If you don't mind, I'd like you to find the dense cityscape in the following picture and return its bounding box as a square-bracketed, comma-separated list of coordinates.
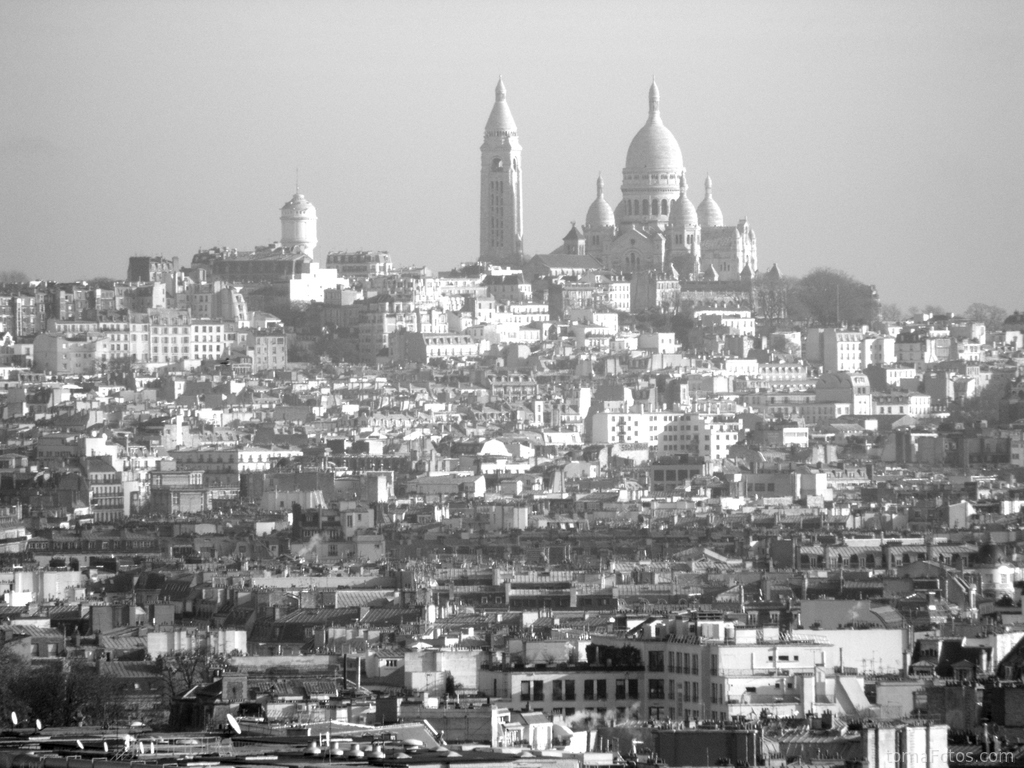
[0, 77, 1021, 768]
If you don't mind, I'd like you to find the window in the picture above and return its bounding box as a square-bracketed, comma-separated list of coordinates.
[584, 680, 595, 701]
[649, 679, 665, 699]
[648, 651, 665, 672]
[615, 679, 626, 700]
[552, 680, 563, 700]
[565, 680, 575, 700]
[533, 680, 543, 701]
[521, 681, 531, 701]
[628, 679, 638, 699]
[596, 679, 607, 700]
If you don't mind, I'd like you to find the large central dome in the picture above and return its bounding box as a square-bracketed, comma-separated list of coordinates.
[625, 82, 683, 173]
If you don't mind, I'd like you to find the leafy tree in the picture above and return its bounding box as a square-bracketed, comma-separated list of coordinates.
[787, 268, 880, 326]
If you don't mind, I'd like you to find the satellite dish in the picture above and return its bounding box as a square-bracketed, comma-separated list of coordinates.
[10, 712, 17, 726]
[76, 741, 84, 751]
[34, 720, 42, 732]
[124, 736, 131, 749]
[226, 713, 242, 736]
[150, 742, 156, 755]
[103, 742, 109, 753]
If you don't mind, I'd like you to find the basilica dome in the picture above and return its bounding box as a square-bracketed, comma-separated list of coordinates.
[585, 174, 616, 228]
[669, 171, 698, 229]
[625, 82, 683, 173]
[697, 174, 723, 227]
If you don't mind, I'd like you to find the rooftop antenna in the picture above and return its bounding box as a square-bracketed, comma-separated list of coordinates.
[295, 167, 300, 194]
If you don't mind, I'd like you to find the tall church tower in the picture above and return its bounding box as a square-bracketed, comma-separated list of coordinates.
[479, 77, 523, 266]
[280, 190, 318, 256]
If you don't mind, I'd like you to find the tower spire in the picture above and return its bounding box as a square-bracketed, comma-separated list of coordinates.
[648, 81, 660, 119]
[480, 77, 523, 265]
[597, 173, 604, 196]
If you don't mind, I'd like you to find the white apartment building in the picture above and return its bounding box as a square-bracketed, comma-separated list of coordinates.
[872, 392, 932, 417]
[589, 407, 741, 460]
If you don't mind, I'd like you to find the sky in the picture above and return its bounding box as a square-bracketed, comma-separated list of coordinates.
[1, 0, 1022, 312]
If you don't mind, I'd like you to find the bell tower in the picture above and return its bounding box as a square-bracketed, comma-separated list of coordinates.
[479, 77, 523, 266]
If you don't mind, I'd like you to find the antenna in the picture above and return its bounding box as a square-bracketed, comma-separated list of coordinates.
[295, 168, 300, 194]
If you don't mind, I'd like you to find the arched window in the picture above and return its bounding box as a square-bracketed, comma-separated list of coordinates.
[492, 158, 504, 171]
[642, 199, 649, 216]
[661, 199, 669, 215]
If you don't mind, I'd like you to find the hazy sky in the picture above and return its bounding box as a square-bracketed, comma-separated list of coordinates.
[1, 0, 1022, 311]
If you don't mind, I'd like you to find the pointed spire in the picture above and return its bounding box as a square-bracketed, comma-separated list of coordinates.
[596, 173, 605, 197]
[705, 174, 713, 195]
[484, 76, 518, 139]
[648, 81, 660, 118]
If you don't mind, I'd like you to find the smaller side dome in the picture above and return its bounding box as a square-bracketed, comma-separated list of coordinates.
[697, 174, 724, 227]
[668, 169, 698, 229]
[585, 174, 616, 229]
[613, 197, 626, 226]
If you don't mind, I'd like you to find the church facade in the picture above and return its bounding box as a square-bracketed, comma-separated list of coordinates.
[478, 80, 758, 286]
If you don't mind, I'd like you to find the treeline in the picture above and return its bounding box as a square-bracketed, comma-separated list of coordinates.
[0, 651, 129, 728]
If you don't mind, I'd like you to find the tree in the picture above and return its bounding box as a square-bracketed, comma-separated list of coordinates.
[0, 271, 27, 285]
[879, 303, 903, 322]
[4, 659, 127, 727]
[787, 268, 880, 326]
[963, 303, 1007, 328]
[444, 673, 457, 700]
[753, 273, 794, 328]
[159, 650, 224, 699]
